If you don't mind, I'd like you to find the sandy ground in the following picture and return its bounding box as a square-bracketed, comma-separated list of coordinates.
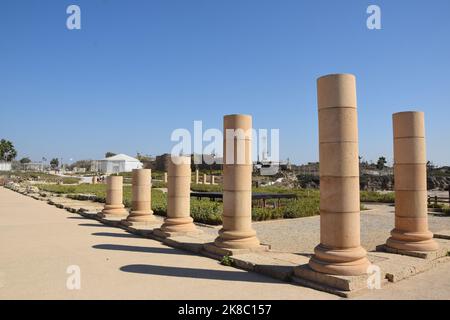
[0, 187, 334, 300]
[1, 187, 449, 300]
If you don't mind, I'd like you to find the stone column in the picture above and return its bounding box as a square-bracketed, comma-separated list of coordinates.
[163, 172, 168, 183]
[211, 176, 216, 185]
[160, 156, 198, 234]
[309, 74, 370, 276]
[203, 173, 209, 184]
[214, 114, 261, 249]
[195, 169, 199, 184]
[99, 175, 128, 218]
[123, 169, 155, 225]
[386, 112, 438, 252]
[92, 176, 97, 184]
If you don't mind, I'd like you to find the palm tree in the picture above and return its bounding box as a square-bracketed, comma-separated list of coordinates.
[0, 139, 17, 162]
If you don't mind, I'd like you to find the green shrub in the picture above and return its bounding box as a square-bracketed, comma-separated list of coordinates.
[442, 206, 450, 214]
[61, 177, 81, 184]
[152, 181, 167, 189]
[151, 189, 167, 215]
[190, 200, 223, 225]
[151, 171, 166, 180]
[282, 197, 320, 218]
[252, 207, 283, 221]
[117, 172, 168, 187]
[37, 183, 107, 196]
[360, 191, 395, 203]
[220, 255, 234, 266]
[253, 186, 297, 194]
[191, 183, 222, 192]
[3, 171, 80, 184]
[117, 172, 132, 178]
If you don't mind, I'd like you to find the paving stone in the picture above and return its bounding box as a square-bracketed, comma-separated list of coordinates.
[435, 230, 450, 240]
[162, 234, 215, 254]
[376, 239, 450, 260]
[203, 242, 270, 258]
[373, 249, 450, 282]
[232, 252, 309, 281]
[121, 221, 162, 237]
[97, 215, 127, 226]
[293, 264, 370, 292]
[153, 228, 203, 239]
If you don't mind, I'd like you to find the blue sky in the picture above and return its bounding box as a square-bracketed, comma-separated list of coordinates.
[1, 0, 449, 166]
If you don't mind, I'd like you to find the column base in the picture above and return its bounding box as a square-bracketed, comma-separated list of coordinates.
[97, 205, 129, 226]
[121, 218, 159, 228]
[99, 204, 128, 218]
[386, 229, 439, 252]
[159, 217, 198, 234]
[213, 228, 261, 250]
[308, 244, 371, 276]
[123, 210, 156, 224]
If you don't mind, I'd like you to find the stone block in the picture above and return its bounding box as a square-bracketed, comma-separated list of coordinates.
[203, 242, 270, 257]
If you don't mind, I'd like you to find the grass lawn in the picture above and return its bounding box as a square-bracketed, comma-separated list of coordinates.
[1, 171, 80, 184]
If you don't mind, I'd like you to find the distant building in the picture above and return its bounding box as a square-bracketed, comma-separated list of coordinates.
[154, 153, 171, 171]
[22, 162, 44, 171]
[254, 160, 291, 176]
[91, 154, 143, 174]
[0, 161, 12, 171]
[190, 154, 222, 171]
[151, 153, 224, 171]
[72, 167, 87, 173]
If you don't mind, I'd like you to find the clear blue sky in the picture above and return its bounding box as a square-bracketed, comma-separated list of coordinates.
[1, 0, 449, 166]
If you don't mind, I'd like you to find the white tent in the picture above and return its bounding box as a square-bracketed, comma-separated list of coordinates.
[0, 161, 12, 171]
[91, 154, 143, 174]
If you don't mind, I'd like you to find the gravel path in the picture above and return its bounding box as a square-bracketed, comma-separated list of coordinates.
[249, 204, 450, 254]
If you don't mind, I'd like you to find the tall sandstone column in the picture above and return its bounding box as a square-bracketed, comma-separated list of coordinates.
[309, 74, 370, 276]
[160, 156, 198, 233]
[123, 169, 155, 225]
[386, 112, 438, 252]
[214, 114, 260, 249]
[195, 169, 199, 184]
[100, 175, 128, 218]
